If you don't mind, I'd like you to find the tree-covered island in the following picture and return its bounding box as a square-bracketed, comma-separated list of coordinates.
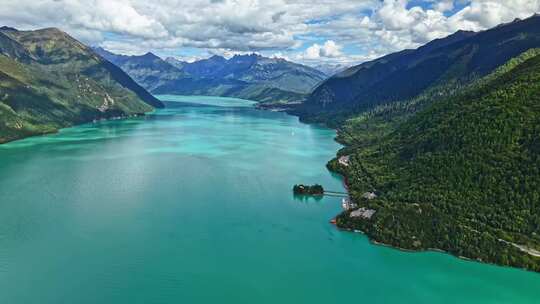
[293, 184, 324, 195]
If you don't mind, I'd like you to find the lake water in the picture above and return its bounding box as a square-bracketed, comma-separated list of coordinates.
[0, 95, 538, 303]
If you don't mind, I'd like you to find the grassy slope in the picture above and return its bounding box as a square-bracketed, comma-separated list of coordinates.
[152, 77, 307, 104]
[0, 28, 159, 143]
[330, 50, 540, 271]
[220, 84, 306, 103]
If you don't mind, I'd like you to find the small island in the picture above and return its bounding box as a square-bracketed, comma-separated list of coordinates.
[293, 184, 324, 195]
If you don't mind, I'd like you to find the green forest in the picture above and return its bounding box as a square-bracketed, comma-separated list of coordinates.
[329, 49, 540, 272]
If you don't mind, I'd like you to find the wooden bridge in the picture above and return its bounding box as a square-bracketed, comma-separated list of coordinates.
[323, 190, 349, 197]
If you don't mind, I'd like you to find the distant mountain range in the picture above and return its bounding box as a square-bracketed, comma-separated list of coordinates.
[94, 48, 327, 103]
[312, 63, 349, 76]
[93, 48, 186, 92]
[165, 57, 187, 70]
[298, 14, 540, 125]
[0, 26, 162, 143]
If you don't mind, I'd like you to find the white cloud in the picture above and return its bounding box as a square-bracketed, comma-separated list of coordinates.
[0, 0, 539, 65]
[434, 0, 454, 12]
[0, 0, 168, 42]
[167, 55, 207, 63]
[370, 0, 540, 51]
[304, 40, 343, 60]
[271, 52, 291, 61]
[377, 0, 418, 31]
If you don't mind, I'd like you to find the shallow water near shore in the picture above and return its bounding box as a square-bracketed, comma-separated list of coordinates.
[0, 95, 538, 303]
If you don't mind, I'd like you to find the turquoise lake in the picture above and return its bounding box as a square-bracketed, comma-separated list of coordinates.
[0, 95, 538, 303]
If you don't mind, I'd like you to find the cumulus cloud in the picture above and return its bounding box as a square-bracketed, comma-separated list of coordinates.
[0, 0, 168, 43]
[0, 0, 539, 66]
[433, 0, 455, 13]
[304, 40, 343, 59]
[368, 0, 540, 52]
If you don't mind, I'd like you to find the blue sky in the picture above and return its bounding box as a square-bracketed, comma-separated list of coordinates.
[1, 0, 539, 67]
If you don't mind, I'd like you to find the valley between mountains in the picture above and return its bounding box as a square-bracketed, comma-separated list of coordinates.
[1, 14, 540, 273]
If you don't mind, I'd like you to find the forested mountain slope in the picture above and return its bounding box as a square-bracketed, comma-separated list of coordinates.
[331, 49, 540, 272]
[299, 15, 540, 125]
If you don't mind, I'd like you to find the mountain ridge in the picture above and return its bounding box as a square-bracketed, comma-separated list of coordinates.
[0, 26, 162, 143]
[298, 14, 540, 125]
[95, 48, 327, 103]
[331, 48, 540, 272]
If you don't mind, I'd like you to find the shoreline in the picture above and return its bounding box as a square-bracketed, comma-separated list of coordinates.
[326, 137, 540, 274]
[326, 148, 540, 274]
[339, 226, 540, 274]
[5, 98, 538, 274]
[273, 103, 540, 274]
[0, 112, 147, 145]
